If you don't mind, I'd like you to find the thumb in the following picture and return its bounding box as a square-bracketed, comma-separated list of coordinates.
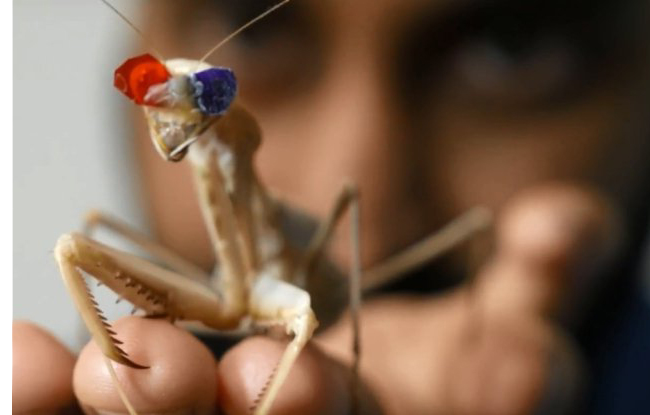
[445, 184, 613, 415]
[476, 183, 622, 319]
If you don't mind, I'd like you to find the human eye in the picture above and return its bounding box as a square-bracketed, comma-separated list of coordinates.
[401, 0, 645, 111]
[206, 0, 324, 101]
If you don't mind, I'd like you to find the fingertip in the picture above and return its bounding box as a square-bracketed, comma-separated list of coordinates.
[13, 320, 77, 414]
[74, 316, 218, 414]
[218, 336, 353, 415]
[497, 183, 621, 269]
[479, 183, 623, 316]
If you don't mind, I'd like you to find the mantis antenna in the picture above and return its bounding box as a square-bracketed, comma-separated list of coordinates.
[199, 0, 291, 64]
[98, 0, 166, 61]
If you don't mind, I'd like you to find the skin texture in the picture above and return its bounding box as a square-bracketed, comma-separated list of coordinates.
[13, 0, 650, 414]
[13, 322, 77, 415]
[134, 0, 650, 271]
[73, 318, 218, 414]
[317, 185, 610, 415]
[13, 185, 619, 414]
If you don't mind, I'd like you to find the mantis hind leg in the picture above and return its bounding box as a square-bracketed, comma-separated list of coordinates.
[362, 206, 493, 291]
[301, 182, 364, 414]
[347, 185, 362, 414]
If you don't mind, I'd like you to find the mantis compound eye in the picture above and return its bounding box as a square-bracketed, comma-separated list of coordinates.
[190, 68, 238, 116]
[114, 53, 171, 105]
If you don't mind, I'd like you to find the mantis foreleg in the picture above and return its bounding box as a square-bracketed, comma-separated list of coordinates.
[83, 209, 210, 284]
[54, 232, 244, 368]
[248, 275, 319, 415]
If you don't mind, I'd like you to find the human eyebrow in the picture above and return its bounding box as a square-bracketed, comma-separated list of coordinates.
[209, 0, 301, 31]
[398, 0, 642, 59]
[394, 0, 646, 107]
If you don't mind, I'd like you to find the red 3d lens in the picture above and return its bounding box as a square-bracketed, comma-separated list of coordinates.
[114, 53, 170, 105]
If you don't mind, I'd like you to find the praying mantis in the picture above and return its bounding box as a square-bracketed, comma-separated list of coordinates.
[53, 1, 492, 414]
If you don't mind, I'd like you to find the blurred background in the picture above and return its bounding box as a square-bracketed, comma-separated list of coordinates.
[14, 0, 650, 413]
[14, 0, 147, 349]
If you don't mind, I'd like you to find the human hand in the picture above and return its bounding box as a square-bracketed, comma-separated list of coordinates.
[13, 183, 619, 415]
[317, 183, 621, 415]
[13, 317, 382, 415]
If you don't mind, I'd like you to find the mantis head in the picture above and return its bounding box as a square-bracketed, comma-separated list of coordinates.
[114, 54, 237, 162]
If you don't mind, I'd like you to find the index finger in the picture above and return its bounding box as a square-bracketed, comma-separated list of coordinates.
[73, 316, 218, 415]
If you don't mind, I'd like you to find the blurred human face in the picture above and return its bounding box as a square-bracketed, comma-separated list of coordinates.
[133, 0, 650, 270]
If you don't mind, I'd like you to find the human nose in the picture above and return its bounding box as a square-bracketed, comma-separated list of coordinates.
[292, 47, 432, 266]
